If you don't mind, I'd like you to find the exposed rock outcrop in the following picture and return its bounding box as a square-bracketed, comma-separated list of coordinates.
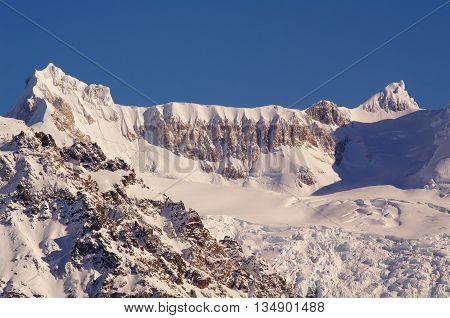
[296, 166, 316, 187]
[306, 100, 350, 126]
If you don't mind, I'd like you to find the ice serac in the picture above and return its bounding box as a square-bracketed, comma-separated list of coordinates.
[357, 80, 420, 113]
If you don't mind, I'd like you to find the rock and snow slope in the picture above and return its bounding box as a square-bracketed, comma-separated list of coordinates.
[0, 128, 295, 297]
[0, 64, 448, 298]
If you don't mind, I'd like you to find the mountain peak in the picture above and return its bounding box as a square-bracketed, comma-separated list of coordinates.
[8, 63, 115, 125]
[31, 63, 114, 107]
[357, 80, 420, 113]
[35, 62, 65, 79]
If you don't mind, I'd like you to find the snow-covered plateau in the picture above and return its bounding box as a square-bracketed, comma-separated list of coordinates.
[0, 64, 448, 297]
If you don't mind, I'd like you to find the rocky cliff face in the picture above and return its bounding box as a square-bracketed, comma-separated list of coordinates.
[0, 129, 297, 297]
[142, 107, 336, 179]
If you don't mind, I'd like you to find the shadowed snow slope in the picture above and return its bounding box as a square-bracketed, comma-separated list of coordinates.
[316, 108, 450, 194]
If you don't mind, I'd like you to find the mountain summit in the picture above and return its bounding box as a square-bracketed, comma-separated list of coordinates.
[357, 80, 420, 113]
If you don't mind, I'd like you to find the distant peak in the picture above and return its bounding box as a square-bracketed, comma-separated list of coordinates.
[357, 80, 419, 113]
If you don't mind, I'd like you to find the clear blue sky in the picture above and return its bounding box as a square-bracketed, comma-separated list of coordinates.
[0, 0, 449, 114]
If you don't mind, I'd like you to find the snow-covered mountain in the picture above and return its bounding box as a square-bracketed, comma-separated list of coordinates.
[6, 64, 430, 195]
[1, 64, 448, 298]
